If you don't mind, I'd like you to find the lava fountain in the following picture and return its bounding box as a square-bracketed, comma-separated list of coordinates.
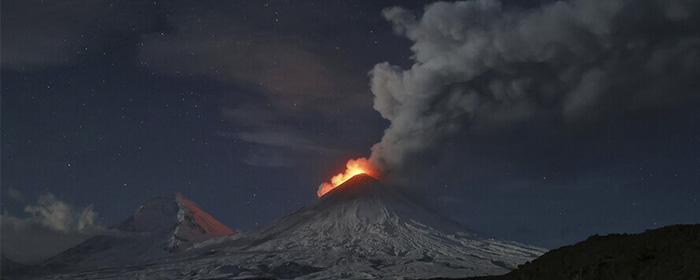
[317, 157, 379, 197]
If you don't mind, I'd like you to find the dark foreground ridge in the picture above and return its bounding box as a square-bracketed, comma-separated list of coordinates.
[429, 224, 700, 280]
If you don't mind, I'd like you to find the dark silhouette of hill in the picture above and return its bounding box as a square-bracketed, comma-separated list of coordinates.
[429, 224, 700, 280]
[2, 255, 27, 275]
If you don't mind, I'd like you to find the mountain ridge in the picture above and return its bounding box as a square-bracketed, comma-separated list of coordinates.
[31, 192, 236, 274]
[16, 178, 544, 280]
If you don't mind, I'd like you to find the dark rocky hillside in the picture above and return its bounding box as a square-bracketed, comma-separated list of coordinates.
[2, 255, 27, 275]
[431, 224, 700, 280]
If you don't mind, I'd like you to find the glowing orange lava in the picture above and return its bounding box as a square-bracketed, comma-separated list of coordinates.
[317, 157, 379, 197]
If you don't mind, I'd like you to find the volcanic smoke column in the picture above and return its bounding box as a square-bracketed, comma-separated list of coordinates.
[320, 0, 700, 195]
[365, 0, 700, 171]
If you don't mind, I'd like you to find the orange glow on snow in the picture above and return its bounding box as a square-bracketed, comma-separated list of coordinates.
[317, 157, 379, 197]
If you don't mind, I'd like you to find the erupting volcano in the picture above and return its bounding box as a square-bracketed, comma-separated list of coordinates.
[217, 174, 544, 279]
[317, 157, 379, 197]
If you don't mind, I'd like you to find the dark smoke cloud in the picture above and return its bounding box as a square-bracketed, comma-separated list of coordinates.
[369, 0, 700, 170]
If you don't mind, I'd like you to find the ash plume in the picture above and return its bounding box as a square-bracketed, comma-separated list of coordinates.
[368, 0, 700, 171]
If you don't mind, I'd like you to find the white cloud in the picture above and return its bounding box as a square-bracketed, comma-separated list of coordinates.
[1, 193, 104, 263]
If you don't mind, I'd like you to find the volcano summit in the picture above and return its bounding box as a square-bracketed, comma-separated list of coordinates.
[221, 174, 545, 279]
[18, 176, 544, 280]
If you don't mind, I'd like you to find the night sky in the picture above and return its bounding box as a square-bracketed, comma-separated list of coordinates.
[2, 0, 700, 263]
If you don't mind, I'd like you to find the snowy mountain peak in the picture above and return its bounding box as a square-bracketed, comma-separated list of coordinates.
[117, 193, 235, 246]
[118, 196, 179, 233]
[38, 193, 236, 272]
[217, 175, 545, 279]
[170, 192, 236, 250]
[306, 173, 468, 234]
[317, 173, 383, 200]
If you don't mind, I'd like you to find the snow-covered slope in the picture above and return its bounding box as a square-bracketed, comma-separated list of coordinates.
[26, 177, 543, 280]
[211, 174, 544, 279]
[117, 192, 236, 251]
[36, 193, 235, 272]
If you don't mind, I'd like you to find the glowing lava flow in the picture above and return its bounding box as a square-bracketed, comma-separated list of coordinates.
[317, 157, 379, 197]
